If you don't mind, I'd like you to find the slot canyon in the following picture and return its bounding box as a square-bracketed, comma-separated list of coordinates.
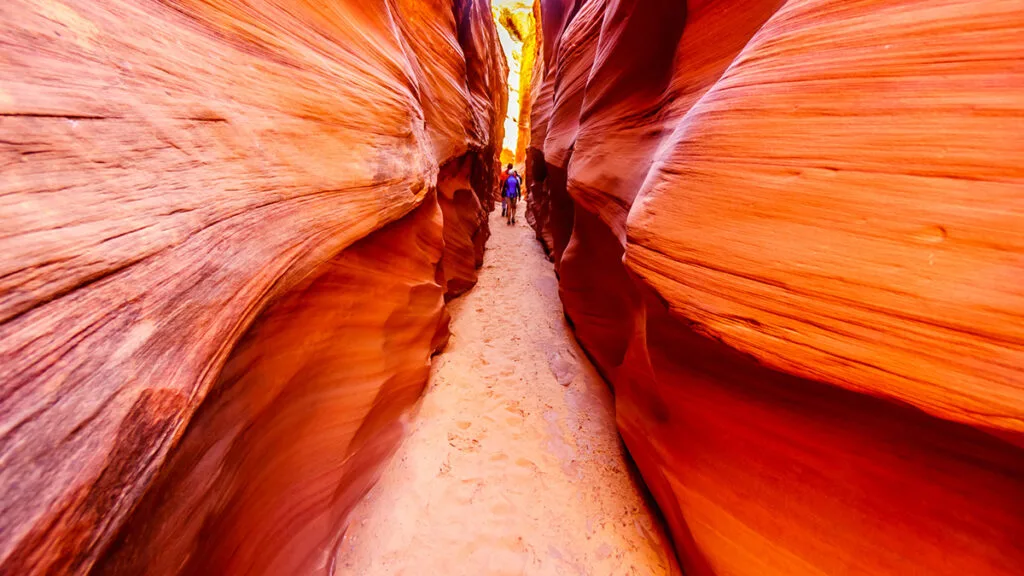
[0, 0, 1021, 575]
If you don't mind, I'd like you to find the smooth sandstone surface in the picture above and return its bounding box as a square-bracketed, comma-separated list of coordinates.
[0, 0, 504, 573]
[527, 0, 1024, 574]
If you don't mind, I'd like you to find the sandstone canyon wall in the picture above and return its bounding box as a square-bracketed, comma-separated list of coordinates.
[493, 0, 540, 165]
[0, 1, 505, 574]
[527, 0, 1024, 574]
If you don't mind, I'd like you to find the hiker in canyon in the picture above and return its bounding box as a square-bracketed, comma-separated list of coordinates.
[504, 168, 522, 225]
[499, 163, 513, 217]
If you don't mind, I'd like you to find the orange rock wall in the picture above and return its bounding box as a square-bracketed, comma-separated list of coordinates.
[0, 0, 504, 574]
[515, 4, 540, 165]
[527, 0, 1024, 574]
[98, 195, 450, 575]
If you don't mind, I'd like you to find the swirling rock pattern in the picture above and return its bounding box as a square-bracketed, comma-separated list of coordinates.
[527, 0, 1024, 574]
[0, 0, 504, 574]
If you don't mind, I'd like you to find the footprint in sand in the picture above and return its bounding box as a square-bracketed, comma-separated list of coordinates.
[504, 401, 526, 418]
[447, 432, 481, 453]
[515, 457, 540, 472]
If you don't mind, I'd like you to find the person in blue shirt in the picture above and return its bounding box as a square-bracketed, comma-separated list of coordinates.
[499, 163, 513, 217]
[503, 169, 522, 225]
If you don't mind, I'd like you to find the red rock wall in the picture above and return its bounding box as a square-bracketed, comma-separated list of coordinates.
[98, 195, 450, 575]
[0, 0, 504, 574]
[528, 0, 1024, 574]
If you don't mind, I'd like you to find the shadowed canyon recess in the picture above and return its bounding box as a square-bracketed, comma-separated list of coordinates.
[0, 0, 1022, 575]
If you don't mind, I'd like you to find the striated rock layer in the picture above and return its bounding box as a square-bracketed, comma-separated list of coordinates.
[528, 0, 1024, 574]
[0, 1, 505, 574]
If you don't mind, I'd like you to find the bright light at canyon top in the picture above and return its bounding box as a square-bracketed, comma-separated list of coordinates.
[491, 0, 536, 165]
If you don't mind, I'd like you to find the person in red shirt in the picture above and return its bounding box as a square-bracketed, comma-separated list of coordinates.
[499, 163, 513, 217]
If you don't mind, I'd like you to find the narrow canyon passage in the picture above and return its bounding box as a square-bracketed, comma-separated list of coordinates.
[335, 204, 679, 575]
[3, 1, 1022, 574]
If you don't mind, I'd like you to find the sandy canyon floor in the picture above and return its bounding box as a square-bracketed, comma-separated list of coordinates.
[335, 202, 678, 575]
